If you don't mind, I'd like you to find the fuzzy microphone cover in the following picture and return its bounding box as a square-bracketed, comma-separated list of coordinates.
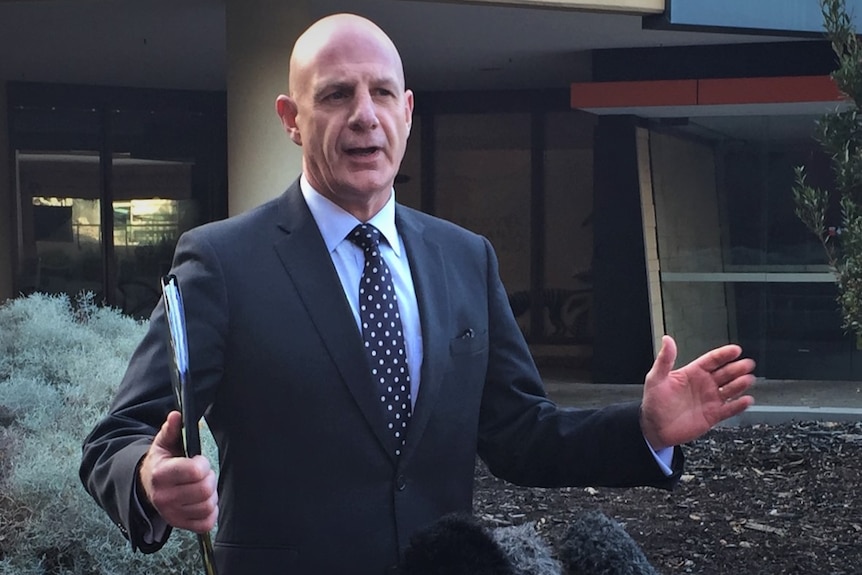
[401, 511, 659, 575]
[400, 514, 517, 575]
[560, 510, 659, 575]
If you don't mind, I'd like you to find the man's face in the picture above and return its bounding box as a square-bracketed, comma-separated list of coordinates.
[279, 25, 414, 219]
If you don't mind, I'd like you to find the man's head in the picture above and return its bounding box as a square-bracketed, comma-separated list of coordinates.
[276, 14, 414, 221]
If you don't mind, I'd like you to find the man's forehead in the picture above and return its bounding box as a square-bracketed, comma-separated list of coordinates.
[313, 62, 402, 85]
[292, 42, 405, 94]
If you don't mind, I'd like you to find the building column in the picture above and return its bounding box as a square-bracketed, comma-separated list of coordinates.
[591, 115, 653, 384]
[226, 0, 312, 215]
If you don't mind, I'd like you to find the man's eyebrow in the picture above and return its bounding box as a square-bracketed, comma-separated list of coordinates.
[372, 76, 401, 89]
[313, 81, 354, 100]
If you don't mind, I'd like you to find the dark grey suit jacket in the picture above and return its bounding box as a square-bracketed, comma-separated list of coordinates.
[80, 180, 681, 574]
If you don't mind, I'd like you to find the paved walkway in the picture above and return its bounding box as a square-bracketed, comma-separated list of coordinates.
[544, 378, 862, 425]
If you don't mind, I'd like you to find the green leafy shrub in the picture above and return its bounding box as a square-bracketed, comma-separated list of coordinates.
[0, 293, 216, 574]
[793, 0, 862, 338]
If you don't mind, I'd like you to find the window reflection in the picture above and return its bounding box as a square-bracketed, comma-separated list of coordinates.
[17, 152, 103, 298]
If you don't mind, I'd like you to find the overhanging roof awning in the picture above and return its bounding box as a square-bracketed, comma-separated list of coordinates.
[456, 0, 664, 14]
[570, 75, 847, 117]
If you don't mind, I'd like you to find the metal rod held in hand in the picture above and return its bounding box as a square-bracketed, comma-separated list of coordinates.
[161, 274, 218, 575]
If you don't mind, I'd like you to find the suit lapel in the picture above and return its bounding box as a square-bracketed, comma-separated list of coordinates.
[271, 183, 397, 460]
[396, 208, 451, 464]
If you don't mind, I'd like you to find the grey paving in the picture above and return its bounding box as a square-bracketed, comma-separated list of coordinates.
[543, 378, 862, 426]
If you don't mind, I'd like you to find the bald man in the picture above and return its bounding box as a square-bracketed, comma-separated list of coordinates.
[80, 13, 755, 574]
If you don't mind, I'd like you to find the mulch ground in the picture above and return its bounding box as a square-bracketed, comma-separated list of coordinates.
[473, 420, 862, 575]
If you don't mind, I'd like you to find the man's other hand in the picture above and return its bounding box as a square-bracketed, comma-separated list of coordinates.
[640, 336, 756, 451]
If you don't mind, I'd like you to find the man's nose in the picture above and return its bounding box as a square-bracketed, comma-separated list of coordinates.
[348, 91, 379, 130]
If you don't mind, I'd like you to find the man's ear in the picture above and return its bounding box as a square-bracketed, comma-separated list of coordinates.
[275, 95, 302, 146]
[404, 89, 415, 135]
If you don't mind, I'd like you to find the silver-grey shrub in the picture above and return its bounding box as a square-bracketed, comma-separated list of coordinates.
[0, 293, 217, 574]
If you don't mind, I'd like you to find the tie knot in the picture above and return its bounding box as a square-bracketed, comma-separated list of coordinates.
[349, 224, 382, 252]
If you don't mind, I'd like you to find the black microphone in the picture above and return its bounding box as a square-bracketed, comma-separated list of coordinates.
[401, 514, 563, 575]
[558, 510, 659, 575]
[401, 511, 658, 575]
[400, 514, 516, 575]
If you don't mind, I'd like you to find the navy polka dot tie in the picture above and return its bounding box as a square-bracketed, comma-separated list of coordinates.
[349, 224, 412, 457]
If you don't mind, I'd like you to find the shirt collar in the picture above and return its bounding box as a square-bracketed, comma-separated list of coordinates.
[299, 174, 401, 256]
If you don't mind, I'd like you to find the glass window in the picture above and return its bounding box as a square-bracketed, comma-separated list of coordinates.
[9, 84, 226, 318]
[649, 114, 861, 380]
[111, 153, 201, 318]
[17, 151, 103, 298]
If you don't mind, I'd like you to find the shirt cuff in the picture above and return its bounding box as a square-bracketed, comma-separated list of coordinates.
[645, 436, 674, 476]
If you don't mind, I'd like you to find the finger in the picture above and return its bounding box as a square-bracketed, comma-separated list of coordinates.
[162, 496, 218, 533]
[149, 463, 216, 513]
[152, 455, 214, 489]
[715, 394, 755, 421]
[152, 411, 185, 456]
[178, 499, 217, 521]
[649, 335, 677, 380]
[711, 357, 757, 386]
[179, 479, 219, 518]
[692, 344, 744, 373]
[718, 373, 757, 401]
[186, 504, 219, 534]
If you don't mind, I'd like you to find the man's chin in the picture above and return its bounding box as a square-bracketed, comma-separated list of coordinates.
[316, 177, 393, 216]
[341, 175, 395, 197]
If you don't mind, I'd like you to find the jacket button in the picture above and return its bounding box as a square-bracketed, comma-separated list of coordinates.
[396, 475, 406, 491]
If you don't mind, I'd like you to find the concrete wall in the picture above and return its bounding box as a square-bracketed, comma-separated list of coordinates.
[225, 0, 310, 216]
[649, 130, 729, 364]
[434, 113, 532, 292]
[0, 81, 12, 302]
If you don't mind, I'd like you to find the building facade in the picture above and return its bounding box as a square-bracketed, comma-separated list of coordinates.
[1, 0, 858, 382]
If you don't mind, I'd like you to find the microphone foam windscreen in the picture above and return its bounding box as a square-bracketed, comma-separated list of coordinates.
[400, 514, 516, 575]
[560, 510, 659, 575]
[492, 522, 562, 575]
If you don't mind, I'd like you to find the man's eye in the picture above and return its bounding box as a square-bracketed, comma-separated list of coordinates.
[327, 91, 346, 100]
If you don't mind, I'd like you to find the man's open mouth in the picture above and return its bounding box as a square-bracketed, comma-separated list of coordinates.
[347, 147, 380, 156]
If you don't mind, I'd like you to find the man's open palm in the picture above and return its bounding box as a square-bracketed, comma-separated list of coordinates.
[640, 336, 756, 451]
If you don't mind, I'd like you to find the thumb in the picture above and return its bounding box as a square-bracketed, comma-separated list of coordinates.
[152, 410, 185, 457]
[649, 335, 677, 382]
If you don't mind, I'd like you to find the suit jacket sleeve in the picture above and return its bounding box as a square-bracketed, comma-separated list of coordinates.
[79, 228, 227, 552]
[474, 236, 683, 489]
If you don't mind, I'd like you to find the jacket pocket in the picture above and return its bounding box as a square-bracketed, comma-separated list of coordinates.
[449, 329, 488, 356]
